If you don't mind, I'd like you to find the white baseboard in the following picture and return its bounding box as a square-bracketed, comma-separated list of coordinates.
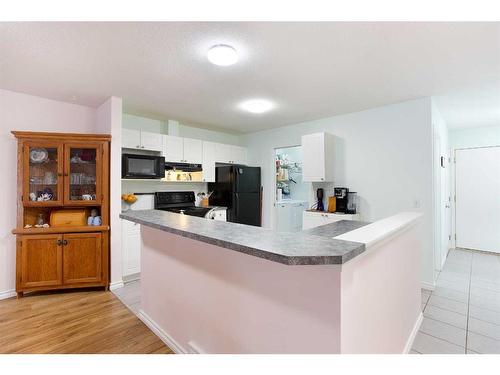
[109, 281, 125, 291]
[403, 312, 423, 354]
[0, 289, 16, 300]
[123, 273, 140, 283]
[137, 309, 186, 354]
[421, 281, 435, 291]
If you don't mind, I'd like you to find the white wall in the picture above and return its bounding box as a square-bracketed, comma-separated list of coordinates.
[431, 101, 451, 278]
[123, 113, 241, 145]
[241, 98, 434, 287]
[450, 125, 500, 149]
[0, 89, 98, 298]
[96, 97, 123, 289]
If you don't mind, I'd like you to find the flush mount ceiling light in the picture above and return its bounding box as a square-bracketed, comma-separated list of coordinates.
[239, 99, 274, 114]
[207, 44, 238, 66]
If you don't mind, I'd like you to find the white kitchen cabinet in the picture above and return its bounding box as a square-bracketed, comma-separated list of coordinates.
[202, 141, 217, 182]
[214, 143, 248, 165]
[214, 143, 233, 163]
[302, 211, 360, 230]
[122, 128, 141, 149]
[122, 129, 163, 152]
[275, 201, 307, 232]
[183, 138, 203, 164]
[231, 145, 248, 165]
[302, 132, 335, 182]
[121, 219, 141, 277]
[140, 130, 164, 152]
[163, 135, 184, 162]
[163, 135, 203, 163]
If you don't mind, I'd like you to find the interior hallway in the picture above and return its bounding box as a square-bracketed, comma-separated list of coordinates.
[412, 248, 500, 354]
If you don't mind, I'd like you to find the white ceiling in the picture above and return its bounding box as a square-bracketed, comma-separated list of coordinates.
[1, 22, 499, 133]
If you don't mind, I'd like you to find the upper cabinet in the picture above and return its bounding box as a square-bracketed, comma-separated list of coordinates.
[163, 135, 184, 162]
[214, 143, 247, 164]
[140, 131, 164, 152]
[122, 129, 163, 152]
[23, 140, 105, 206]
[302, 132, 334, 182]
[202, 141, 217, 182]
[64, 142, 102, 205]
[182, 138, 203, 164]
[163, 135, 203, 164]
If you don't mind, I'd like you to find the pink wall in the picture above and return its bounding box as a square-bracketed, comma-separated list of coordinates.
[340, 224, 422, 353]
[0, 89, 98, 297]
[139, 220, 422, 353]
[141, 226, 342, 354]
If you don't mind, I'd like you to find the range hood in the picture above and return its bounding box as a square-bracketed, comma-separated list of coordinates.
[165, 162, 203, 172]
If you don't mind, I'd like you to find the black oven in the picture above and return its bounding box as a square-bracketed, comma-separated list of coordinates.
[122, 154, 165, 179]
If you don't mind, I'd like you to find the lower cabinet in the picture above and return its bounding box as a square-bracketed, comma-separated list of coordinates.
[63, 233, 102, 284]
[18, 232, 106, 293]
[122, 219, 141, 277]
[20, 234, 63, 289]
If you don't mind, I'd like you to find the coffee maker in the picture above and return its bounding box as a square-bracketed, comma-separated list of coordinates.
[334, 187, 349, 213]
[316, 188, 325, 211]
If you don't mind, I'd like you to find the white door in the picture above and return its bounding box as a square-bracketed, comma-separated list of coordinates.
[302, 133, 325, 181]
[163, 135, 184, 162]
[215, 143, 232, 163]
[202, 141, 217, 182]
[183, 138, 203, 164]
[456, 147, 500, 253]
[122, 129, 141, 149]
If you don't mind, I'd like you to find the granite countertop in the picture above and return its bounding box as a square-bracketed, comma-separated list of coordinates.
[120, 209, 370, 266]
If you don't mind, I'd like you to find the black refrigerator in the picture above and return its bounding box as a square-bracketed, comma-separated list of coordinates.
[208, 165, 261, 226]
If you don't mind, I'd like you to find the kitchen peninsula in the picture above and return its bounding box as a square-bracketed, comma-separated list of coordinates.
[120, 209, 423, 354]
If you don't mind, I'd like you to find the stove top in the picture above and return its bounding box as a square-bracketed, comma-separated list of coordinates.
[154, 191, 212, 218]
[158, 206, 211, 218]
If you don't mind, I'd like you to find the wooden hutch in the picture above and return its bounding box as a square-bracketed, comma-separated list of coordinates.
[11, 131, 111, 297]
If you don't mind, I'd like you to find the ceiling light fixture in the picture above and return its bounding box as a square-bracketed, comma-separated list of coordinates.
[207, 44, 238, 66]
[239, 99, 274, 114]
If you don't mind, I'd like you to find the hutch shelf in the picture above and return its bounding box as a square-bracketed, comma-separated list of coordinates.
[11, 131, 111, 297]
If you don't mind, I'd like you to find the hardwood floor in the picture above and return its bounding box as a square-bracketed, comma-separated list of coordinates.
[0, 289, 173, 354]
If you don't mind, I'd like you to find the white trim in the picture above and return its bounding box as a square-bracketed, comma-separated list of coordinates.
[421, 281, 435, 291]
[403, 312, 423, 354]
[0, 289, 16, 300]
[109, 281, 124, 291]
[137, 309, 186, 354]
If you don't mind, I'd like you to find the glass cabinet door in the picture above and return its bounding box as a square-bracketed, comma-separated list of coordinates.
[64, 143, 102, 205]
[24, 142, 63, 205]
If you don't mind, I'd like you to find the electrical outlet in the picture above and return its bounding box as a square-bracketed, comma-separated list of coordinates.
[413, 199, 421, 209]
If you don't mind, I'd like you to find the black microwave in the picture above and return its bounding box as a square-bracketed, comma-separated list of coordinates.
[122, 154, 165, 179]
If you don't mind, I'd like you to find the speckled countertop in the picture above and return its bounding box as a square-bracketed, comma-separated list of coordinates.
[120, 209, 370, 266]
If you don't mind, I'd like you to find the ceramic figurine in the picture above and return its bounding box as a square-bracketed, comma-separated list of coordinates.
[88, 209, 101, 225]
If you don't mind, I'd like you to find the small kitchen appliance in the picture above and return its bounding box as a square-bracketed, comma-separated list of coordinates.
[334, 187, 349, 213]
[316, 188, 325, 211]
[347, 191, 358, 214]
[122, 154, 165, 179]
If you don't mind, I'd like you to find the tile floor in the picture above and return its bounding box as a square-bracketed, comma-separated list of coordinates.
[112, 279, 141, 315]
[411, 248, 500, 354]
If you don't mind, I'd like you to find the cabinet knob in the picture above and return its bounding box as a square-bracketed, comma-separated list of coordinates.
[56, 239, 62, 246]
[141, 146, 145, 149]
[321, 178, 324, 181]
[63, 239, 68, 246]
[136, 145, 140, 148]
[57, 173, 63, 177]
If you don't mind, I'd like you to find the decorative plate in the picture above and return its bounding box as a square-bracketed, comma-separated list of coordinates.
[29, 148, 49, 163]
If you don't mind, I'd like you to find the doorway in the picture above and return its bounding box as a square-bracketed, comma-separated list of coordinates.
[455, 146, 500, 253]
[273, 145, 308, 232]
